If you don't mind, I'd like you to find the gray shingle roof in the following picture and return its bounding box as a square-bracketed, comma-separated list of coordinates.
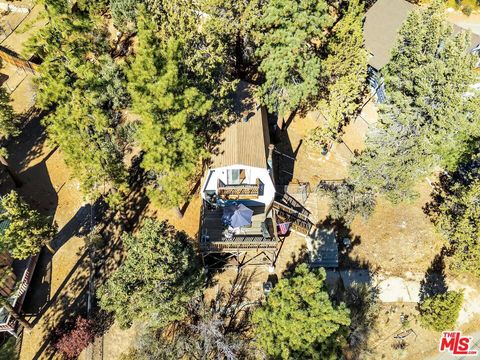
[364, 0, 416, 70]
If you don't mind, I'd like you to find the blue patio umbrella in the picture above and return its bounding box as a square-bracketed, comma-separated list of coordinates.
[222, 204, 253, 228]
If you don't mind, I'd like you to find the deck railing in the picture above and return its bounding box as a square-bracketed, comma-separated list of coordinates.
[217, 179, 260, 199]
[201, 234, 277, 252]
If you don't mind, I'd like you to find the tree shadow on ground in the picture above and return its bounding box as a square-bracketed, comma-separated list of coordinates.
[310, 215, 380, 359]
[27, 250, 90, 360]
[343, 282, 381, 360]
[7, 113, 47, 174]
[1, 112, 58, 217]
[14, 146, 58, 218]
[281, 243, 308, 278]
[419, 247, 449, 302]
[423, 147, 480, 220]
[213, 269, 258, 334]
[316, 216, 364, 269]
[273, 124, 298, 186]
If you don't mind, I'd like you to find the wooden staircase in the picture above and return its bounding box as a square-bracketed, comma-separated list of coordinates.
[272, 194, 313, 236]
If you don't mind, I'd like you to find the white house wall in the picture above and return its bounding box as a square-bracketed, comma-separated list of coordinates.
[202, 164, 275, 207]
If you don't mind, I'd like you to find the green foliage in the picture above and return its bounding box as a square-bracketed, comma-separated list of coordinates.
[110, 0, 139, 30]
[252, 264, 350, 359]
[199, 0, 260, 74]
[98, 219, 204, 329]
[0, 191, 57, 260]
[155, 0, 237, 123]
[251, 0, 333, 115]
[0, 87, 18, 139]
[44, 91, 127, 199]
[312, 0, 367, 143]
[345, 285, 380, 357]
[347, 1, 479, 205]
[317, 182, 376, 225]
[127, 12, 212, 208]
[0, 337, 18, 360]
[419, 291, 463, 331]
[430, 153, 480, 276]
[26, 3, 108, 109]
[462, 4, 473, 15]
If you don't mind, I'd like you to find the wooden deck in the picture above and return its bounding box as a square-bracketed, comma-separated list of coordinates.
[200, 204, 277, 252]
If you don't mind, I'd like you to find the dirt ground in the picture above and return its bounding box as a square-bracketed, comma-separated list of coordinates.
[365, 302, 439, 360]
[0, 3, 44, 114]
[0, 61, 36, 113]
[1, 3, 46, 58]
[348, 181, 444, 276]
[446, 8, 480, 35]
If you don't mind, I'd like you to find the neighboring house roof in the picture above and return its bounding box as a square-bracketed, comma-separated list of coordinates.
[364, 0, 416, 70]
[210, 82, 270, 169]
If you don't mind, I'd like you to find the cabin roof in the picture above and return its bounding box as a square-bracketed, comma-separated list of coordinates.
[364, 0, 416, 70]
[210, 82, 270, 169]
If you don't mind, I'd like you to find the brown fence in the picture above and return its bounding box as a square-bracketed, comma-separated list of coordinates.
[0, 45, 38, 74]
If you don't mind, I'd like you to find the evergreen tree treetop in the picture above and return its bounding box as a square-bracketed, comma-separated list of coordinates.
[127, 11, 212, 208]
[252, 264, 350, 359]
[0, 191, 57, 260]
[252, 0, 333, 114]
[98, 219, 204, 329]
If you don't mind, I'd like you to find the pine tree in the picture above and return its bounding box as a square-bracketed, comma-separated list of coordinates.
[0, 191, 57, 259]
[311, 0, 367, 145]
[429, 152, 480, 276]
[199, 0, 262, 78]
[419, 291, 463, 331]
[44, 91, 127, 200]
[252, 264, 350, 359]
[0, 87, 22, 187]
[111, 0, 138, 30]
[26, 1, 107, 110]
[127, 12, 212, 208]
[251, 0, 333, 115]
[0, 87, 18, 140]
[163, 0, 238, 123]
[98, 219, 204, 329]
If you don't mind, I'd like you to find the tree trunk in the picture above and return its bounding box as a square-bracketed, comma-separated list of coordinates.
[0, 155, 22, 187]
[45, 242, 55, 254]
[175, 207, 184, 219]
[234, 31, 245, 79]
[2, 301, 32, 329]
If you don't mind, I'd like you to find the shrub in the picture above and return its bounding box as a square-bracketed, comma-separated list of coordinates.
[418, 291, 463, 331]
[0, 336, 17, 360]
[462, 5, 473, 16]
[54, 317, 94, 359]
